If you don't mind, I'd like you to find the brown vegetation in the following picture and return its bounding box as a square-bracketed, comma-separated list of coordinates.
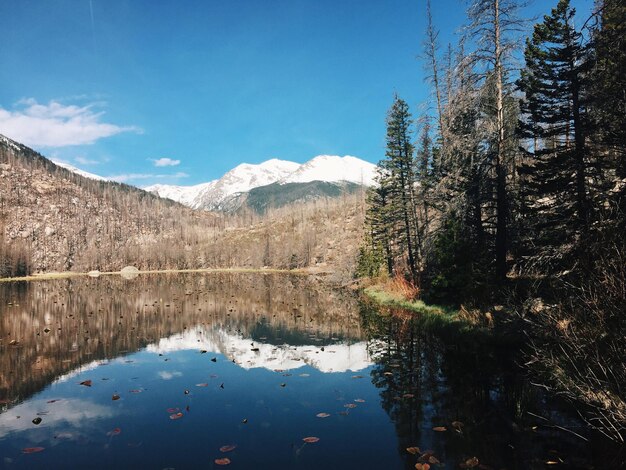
[0, 135, 365, 282]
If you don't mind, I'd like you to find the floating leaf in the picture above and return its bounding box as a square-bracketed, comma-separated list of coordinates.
[79, 380, 92, 387]
[406, 447, 421, 455]
[460, 457, 479, 468]
[451, 421, 464, 432]
[112, 394, 120, 401]
[354, 398, 365, 403]
[428, 455, 440, 464]
[344, 403, 357, 409]
[219, 445, 237, 453]
[169, 412, 184, 420]
[302, 437, 320, 443]
[22, 447, 45, 454]
[196, 383, 208, 387]
[545, 461, 560, 466]
[32, 417, 42, 425]
[46, 399, 61, 404]
[214, 458, 231, 465]
[351, 375, 364, 379]
[432, 426, 447, 432]
[107, 427, 121, 436]
[403, 393, 415, 399]
[299, 373, 310, 377]
[129, 389, 142, 394]
[415, 464, 430, 470]
[316, 413, 330, 418]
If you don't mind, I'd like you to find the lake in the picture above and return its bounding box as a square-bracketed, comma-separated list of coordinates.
[0, 273, 615, 469]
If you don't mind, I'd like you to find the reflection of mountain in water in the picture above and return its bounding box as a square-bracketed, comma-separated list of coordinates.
[0, 273, 363, 405]
[146, 326, 372, 372]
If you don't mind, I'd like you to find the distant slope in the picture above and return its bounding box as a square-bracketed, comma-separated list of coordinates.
[241, 181, 363, 214]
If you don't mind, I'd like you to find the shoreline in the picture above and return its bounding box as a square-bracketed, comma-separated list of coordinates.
[0, 267, 332, 283]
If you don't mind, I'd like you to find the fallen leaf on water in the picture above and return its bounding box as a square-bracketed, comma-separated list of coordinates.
[403, 393, 415, 399]
[316, 413, 330, 418]
[351, 375, 364, 379]
[428, 456, 440, 464]
[32, 417, 42, 425]
[129, 389, 142, 394]
[451, 421, 464, 432]
[299, 373, 310, 377]
[406, 447, 421, 455]
[107, 427, 121, 436]
[219, 445, 237, 452]
[415, 464, 430, 470]
[344, 403, 357, 409]
[79, 380, 92, 387]
[169, 412, 183, 420]
[545, 461, 560, 465]
[22, 447, 45, 454]
[384, 372, 393, 376]
[432, 426, 447, 432]
[214, 458, 231, 465]
[196, 383, 208, 387]
[302, 437, 320, 443]
[112, 394, 120, 401]
[459, 457, 480, 469]
[354, 398, 365, 403]
[46, 399, 61, 404]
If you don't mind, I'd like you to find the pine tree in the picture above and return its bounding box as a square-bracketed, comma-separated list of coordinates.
[379, 96, 419, 284]
[517, 0, 592, 274]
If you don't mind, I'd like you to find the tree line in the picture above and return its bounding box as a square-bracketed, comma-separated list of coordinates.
[358, 0, 625, 442]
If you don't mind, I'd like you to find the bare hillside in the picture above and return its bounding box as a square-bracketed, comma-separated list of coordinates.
[0, 135, 365, 280]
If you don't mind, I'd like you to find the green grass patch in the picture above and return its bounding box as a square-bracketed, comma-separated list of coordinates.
[362, 284, 500, 343]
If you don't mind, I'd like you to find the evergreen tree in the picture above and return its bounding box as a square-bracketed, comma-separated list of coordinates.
[517, 0, 592, 274]
[379, 96, 419, 284]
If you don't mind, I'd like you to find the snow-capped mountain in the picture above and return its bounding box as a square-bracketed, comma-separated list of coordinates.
[145, 155, 376, 211]
[280, 155, 376, 186]
[145, 159, 299, 210]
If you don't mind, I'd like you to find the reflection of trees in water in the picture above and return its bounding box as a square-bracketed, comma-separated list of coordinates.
[360, 301, 596, 468]
[0, 273, 362, 405]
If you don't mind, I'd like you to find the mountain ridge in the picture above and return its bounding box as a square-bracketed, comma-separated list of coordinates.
[145, 155, 376, 211]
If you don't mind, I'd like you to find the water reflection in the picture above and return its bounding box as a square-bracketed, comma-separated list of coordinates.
[0, 274, 620, 469]
[0, 273, 364, 405]
[360, 300, 618, 469]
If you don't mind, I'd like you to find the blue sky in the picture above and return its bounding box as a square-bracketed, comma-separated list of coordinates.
[0, 0, 593, 186]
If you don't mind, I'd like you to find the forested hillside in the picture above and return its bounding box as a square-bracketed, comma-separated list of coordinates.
[358, 0, 625, 441]
[0, 134, 365, 280]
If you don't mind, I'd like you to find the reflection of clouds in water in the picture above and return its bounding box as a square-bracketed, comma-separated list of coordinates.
[52, 360, 109, 384]
[147, 327, 373, 373]
[158, 371, 183, 380]
[0, 398, 114, 438]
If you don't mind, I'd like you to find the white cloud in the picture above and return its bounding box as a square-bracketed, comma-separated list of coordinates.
[153, 157, 181, 167]
[158, 371, 183, 380]
[0, 98, 140, 147]
[109, 171, 189, 183]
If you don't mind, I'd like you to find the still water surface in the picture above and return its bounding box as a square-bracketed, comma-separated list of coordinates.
[0, 273, 612, 469]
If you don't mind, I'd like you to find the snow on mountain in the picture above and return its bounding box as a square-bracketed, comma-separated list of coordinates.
[146, 155, 377, 210]
[280, 155, 377, 186]
[144, 182, 212, 208]
[51, 160, 107, 181]
[145, 158, 299, 210]
[192, 159, 300, 210]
